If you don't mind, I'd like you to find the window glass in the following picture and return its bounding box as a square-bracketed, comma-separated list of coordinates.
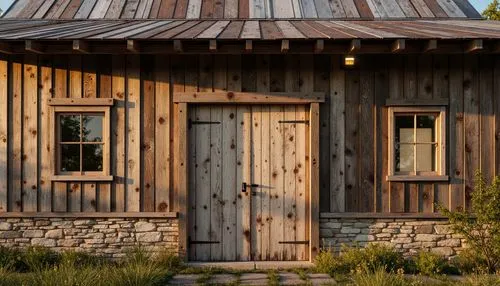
[61, 144, 80, 172]
[395, 115, 414, 143]
[397, 143, 414, 172]
[82, 115, 103, 142]
[60, 115, 80, 142]
[416, 144, 435, 172]
[83, 144, 103, 171]
[416, 115, 435, 142]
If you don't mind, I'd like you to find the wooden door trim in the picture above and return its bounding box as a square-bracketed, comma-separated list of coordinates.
[173, 92, 325, 104]
[174, 102, 320, 262]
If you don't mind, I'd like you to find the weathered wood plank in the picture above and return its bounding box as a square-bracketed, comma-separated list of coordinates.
[341, 0, 361, 17]
[39, 56, 52, 212]
[142, 55, 155, 212]
[33, 0, 58, 18]
[75, 0, 98, 19]
[273, 0, 294, 18]
[344, 68, 359, 212]
[410, 0, 435, 17]
[449, 55, 464, 211]
[174, 92, 324, 103]
[309, 102, 320, 260]
[23, 54, 38, 212]
[314, 56, 331, 212]
[89, 0, 114, 18]
[154, 55, 170, 212]
[105, 0, 127, 18]
[111, 56, 126, 212]
[479, 56, 494, 182]
[52, 56, 67, 212]
[326, 0, 345, 18]
[463, 55, 479, 211]
[0, 56, 7, 211]
[126, 55, 141, 212]
[359, 57, 374, 212]
[495, 57, 500, 177]
[436, 0, 465, 17]
[256, 55, 270, 260]
[97, 55, 112, 212]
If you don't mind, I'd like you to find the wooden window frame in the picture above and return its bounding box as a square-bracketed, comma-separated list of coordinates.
[387, 106, 448, 182]
[49, 103, 112, 182]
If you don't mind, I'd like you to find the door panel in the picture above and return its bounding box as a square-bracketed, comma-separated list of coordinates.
[188, 104, 308, 261]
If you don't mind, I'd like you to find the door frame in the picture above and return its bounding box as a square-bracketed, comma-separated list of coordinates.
[173, 91, 323, 262]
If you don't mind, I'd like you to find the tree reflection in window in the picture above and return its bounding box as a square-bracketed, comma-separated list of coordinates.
[59, 113, 104, 173]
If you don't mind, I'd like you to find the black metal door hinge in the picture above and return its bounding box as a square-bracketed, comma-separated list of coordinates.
[278, 120, 309, 125]
[188, 236, 220, 246]
[278, 241, 310, 245]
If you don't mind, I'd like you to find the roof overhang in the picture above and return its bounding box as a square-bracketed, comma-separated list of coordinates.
[0, 19, 498, 54]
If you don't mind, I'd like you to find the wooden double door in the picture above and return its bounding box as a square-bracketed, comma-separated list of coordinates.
[188, 104, 310, 261]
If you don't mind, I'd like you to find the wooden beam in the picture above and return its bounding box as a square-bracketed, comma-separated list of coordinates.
[25, 40, 43, 54]
[423, 39, 437, 53]
[0, 42, 12, 54]
[127, 40, 140, 53]
[72, 40, 89, 54]
[245, 40, 253, 52]
[173, 40, 183, 53]
[391, 39, 406, 53]
[314, 39, 324, 53]
[466, 39, 483, 53]
[48, 98, 114, 106]
[349, 39, 361, 53]
[320, 212, 449, 219]
[0, 212, 178, 218]
[173, 91, 326, 104]
[209, 40, 217, 52]
[281, 40, 290, 53]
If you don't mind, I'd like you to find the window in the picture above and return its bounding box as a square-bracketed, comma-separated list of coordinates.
[48, 98, 113, 181]
[388, 107, 447, 181]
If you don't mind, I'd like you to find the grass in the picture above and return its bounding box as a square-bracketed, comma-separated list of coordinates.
[267, 270, 280, 286]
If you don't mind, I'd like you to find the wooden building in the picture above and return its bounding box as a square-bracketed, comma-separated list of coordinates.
[0, 0, 498, 262]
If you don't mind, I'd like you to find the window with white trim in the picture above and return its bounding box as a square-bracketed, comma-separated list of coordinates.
[388, 107, 447, 181]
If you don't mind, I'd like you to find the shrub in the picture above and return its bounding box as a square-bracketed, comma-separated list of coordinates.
[0, 247, 23, 271]
[413, 251, 450, 276]
[349, 266, 414, 286]
[437, 171, 500, 273]
[18, 246, 61, 272]
[314, 244, 405, 275]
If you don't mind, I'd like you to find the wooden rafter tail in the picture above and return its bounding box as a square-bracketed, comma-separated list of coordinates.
[73, 40, 89, 54]
[0, 42, 12, 54]
[349, 39, 361, 54]
[127, 40, 140, 53]
[314, 40, 324, 53]
[391, 39, 406, 53]
[245, 40, 253, 52]
[423, 40, 437, 53]
[466, 39, 483, 53]
[281, 40, 290, 53]
[25, 40, 44, 54]
[209, 40, 217, 52]
[173, 40, 183, 53]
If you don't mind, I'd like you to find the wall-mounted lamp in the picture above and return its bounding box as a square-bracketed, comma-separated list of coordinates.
[344, 56, 356, 67]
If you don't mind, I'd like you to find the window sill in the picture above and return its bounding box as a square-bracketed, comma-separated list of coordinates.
[387, 175, 449, 182]
[51, 175, 114, 182]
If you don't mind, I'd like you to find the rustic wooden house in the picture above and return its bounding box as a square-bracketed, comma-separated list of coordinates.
[0, 0, 498, 262]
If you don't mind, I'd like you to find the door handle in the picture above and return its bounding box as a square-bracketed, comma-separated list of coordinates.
[241, 182, 259, 193]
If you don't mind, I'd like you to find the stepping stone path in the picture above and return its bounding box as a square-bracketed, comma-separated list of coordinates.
[168, 272, 335, 285]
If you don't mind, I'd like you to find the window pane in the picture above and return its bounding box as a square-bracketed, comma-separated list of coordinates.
[83, 144, 103, 171]
[60, 115, 80, 142]
[416, 144, 436, 172]
[395, 116, 414, 143]
[396, 144, 414, 172]
[82, 114, 103, 142]
[416, 115, 435, 142]
[61, 144, 80, 172]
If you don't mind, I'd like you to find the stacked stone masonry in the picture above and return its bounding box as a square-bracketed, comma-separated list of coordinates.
[0, 218, 178, 258]
[320, 219, 465, 258]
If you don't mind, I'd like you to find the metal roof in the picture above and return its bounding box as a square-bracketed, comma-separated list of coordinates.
[2, 0, 482, 20]
[0, 19, 498, 40]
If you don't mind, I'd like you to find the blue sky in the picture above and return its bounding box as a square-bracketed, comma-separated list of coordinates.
[0, 0, 494, 15]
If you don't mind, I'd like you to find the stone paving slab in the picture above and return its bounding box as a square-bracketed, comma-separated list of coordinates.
[239, 273, 269, 285]
[168, 274, 199, 285]
[169, 272, 337, 285]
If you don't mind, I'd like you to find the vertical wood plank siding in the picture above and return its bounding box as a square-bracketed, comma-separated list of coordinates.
[0, 54, 497, 214]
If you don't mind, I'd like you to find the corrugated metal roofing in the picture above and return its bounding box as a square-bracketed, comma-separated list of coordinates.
[2, 0, 482, 20]
[0, 19, 498, 40]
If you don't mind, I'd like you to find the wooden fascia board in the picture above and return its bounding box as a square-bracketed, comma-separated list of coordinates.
[173, 92, 326, 104]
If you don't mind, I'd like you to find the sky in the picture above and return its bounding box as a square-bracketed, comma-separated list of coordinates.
[0, 0, 494, 15]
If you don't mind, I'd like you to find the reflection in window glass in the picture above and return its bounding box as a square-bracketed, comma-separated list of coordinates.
[394, 113, 437, 174]
[58, 112, 105, 174]
[61, 144, 80, 171]
[82, 115, 103, 142]
[83, 144, 103, 171]
[60, 115, 80, 142]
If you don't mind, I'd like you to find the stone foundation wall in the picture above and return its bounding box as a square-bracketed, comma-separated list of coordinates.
[0, 218, 178, 258]
[320, 218, 464, 258]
